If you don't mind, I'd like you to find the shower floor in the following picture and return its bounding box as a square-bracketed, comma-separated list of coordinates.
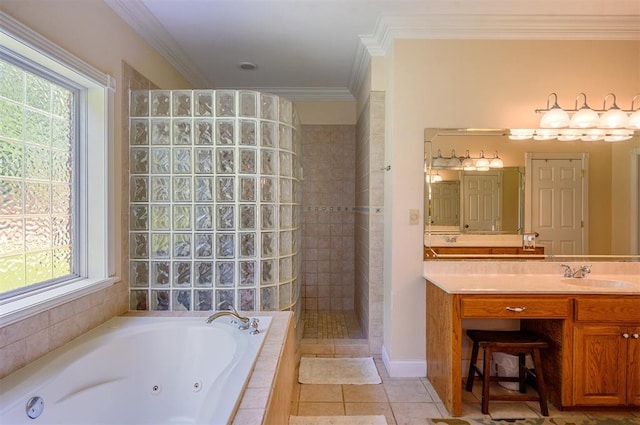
[302, 310, 364, 339]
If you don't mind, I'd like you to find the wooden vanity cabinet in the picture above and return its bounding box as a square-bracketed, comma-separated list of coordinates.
[572, 297, 640, 407]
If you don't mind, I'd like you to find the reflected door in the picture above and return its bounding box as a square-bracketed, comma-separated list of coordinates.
[530, 158, 585, 255]
[431, 181, 460, 226]
[462, 174, 500, 232]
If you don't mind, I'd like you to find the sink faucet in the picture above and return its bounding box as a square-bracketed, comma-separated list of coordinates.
[561, 264, 591, 278]
[205, 301, 250, 326]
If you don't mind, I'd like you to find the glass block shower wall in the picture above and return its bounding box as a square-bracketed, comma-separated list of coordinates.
[128, 90, 302, 313]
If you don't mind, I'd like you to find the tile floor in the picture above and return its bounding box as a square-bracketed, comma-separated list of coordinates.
[292, 311, 640, 425]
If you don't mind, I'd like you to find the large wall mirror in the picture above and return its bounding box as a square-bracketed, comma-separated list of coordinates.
[424, 128, 640, 259]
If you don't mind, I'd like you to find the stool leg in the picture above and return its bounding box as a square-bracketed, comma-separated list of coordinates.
[466, 341, 479, 392]
[531, 348, 549, 416]
[518, 353, 526, 393]
[481, 347, 491, 415]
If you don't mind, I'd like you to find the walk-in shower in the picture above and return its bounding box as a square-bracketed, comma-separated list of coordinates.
[127, 90, 302, 313]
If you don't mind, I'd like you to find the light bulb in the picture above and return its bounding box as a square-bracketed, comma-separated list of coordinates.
[581, 129, 605, 141]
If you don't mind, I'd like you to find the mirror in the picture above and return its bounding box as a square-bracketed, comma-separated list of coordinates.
[424, 128, 640, 258]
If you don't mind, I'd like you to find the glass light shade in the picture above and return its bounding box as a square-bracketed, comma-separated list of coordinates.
[432, 173, 442, 183]
[569, 108, 599, 128]
[489, 156, 504, 168]
[447, 151, 462, 169]
[475, 156, 490, 171]
[557, 129, 582, 141]
[627, 110, 640, 129]
[539, 107, 570, 128]
[581, 129, 605, 141]
[598, 108, 629, 129]
[509, 129, 534, 140]
[604, 129, 633, 142]
[462, 155, 475, 171]
[432, 149, 448, 168]
[533, 129, 559, 140]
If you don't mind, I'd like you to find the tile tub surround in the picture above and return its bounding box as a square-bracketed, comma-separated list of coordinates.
[125, 310, 296, 425]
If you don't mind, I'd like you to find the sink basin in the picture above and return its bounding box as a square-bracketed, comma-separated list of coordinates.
[562, 278, 636, 289]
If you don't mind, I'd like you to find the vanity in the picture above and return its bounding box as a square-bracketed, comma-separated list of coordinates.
[424, 262, 640, 416]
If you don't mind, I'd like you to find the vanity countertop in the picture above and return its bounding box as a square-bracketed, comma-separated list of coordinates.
[424, 273, 640, 295]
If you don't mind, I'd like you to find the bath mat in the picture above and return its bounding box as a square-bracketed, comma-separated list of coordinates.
[427, 417, 640, 425]
[298, 357, 381, 385]
[290, 415, 387, 425]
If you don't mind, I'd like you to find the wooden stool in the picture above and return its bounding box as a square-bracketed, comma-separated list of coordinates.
[465, 330, 549, 416]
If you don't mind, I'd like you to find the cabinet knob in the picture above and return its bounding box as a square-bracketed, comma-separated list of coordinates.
[622, 333, 630, 339]
[633, 333, 639, 339]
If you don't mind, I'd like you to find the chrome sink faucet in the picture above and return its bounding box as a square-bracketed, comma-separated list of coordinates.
[561, 264, 591, 278]
[205, 301, 250, 326]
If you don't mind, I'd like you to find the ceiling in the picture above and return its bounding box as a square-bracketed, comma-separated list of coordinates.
[106, 0, 640, 101]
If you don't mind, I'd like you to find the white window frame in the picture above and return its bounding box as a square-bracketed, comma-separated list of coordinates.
[0, 12, 116, 326]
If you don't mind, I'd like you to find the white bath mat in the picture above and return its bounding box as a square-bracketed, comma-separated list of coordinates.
[289, 415, 388, 425]
[298, 357, 381, 385]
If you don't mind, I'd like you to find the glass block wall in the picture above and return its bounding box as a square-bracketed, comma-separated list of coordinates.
[128, 90, 302, 313]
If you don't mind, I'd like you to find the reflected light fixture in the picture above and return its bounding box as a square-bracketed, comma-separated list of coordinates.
[431, 149, 503, 171]
[489, 151, 503, 168]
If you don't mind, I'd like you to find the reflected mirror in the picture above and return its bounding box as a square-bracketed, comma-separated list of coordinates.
[424, 128, 640, 257]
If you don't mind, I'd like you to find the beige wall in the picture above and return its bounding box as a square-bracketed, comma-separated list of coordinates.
[295, 101, 357, 125]
[381, 39, 640, 368]
[0, 1, 192, 378]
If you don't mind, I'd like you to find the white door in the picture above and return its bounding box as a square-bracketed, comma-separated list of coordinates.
[528, 157, 586, 255]
[462, 173, 500, 232]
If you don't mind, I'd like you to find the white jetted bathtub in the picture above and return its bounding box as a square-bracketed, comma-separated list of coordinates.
[0, 315, 271, 424]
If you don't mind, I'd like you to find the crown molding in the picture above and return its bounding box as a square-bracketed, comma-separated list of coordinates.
[351, 13, 640, 100]
[105, 0, 211, 88]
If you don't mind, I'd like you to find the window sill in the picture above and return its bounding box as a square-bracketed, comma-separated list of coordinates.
[0, 277, 118, 328]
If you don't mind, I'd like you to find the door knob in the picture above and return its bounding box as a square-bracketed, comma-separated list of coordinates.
[633, 333, 639, 339]
[622, 333, 630, 338]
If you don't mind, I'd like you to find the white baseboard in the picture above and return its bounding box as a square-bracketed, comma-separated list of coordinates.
[381, 345, 426, 378]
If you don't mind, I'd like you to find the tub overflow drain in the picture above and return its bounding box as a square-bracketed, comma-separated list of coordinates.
[151, 384, 162, 395]
[26, 396, 44, 419]
[193, 380, 202, 392]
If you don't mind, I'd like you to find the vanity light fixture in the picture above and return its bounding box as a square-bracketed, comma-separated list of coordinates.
[511, 92, 639, 142]
[489, 151, 504, 168]
[475, 150, 490, 171]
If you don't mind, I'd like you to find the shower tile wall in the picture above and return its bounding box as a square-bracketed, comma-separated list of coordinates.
[301, 125, 356, 312]
[128, 90, 302, 313]
[354, 91, 385, 351]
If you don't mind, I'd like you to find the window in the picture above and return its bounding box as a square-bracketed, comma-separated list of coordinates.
[0, 12, 115, 326]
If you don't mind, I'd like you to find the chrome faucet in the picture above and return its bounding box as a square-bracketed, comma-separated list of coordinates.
[561, 264, 591, 278]
[205, 301, 250, 326]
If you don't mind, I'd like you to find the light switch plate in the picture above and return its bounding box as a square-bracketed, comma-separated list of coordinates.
[409, 209, 420, 225]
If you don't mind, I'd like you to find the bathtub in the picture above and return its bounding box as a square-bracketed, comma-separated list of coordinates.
[0, 315, 271, 425]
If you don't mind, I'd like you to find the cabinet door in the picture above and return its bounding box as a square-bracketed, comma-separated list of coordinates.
[629, 328, 640, 406]
[573, 325, 627, 406]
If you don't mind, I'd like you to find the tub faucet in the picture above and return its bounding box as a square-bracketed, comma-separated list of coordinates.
[561, 264, 591, 278]
[205, 301, 250, 326]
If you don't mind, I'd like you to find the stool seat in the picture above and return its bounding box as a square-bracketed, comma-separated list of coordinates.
[465, 330, 549, 416]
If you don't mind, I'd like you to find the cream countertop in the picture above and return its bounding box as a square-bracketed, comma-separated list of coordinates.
[424, 273, 640, 295]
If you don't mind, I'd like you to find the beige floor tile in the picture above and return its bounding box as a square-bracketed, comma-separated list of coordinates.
[384, 380, 433, 403]
[343, 384, 388, 403]
[487, 401, 540, 419]
[390, 402, 442, 425]
[299, 384, 343, 402]
[345, 402, 396, 425]
[297, 402, 345, 416]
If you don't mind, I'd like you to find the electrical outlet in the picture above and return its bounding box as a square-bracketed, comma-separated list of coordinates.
[409, 209, 420, 225]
